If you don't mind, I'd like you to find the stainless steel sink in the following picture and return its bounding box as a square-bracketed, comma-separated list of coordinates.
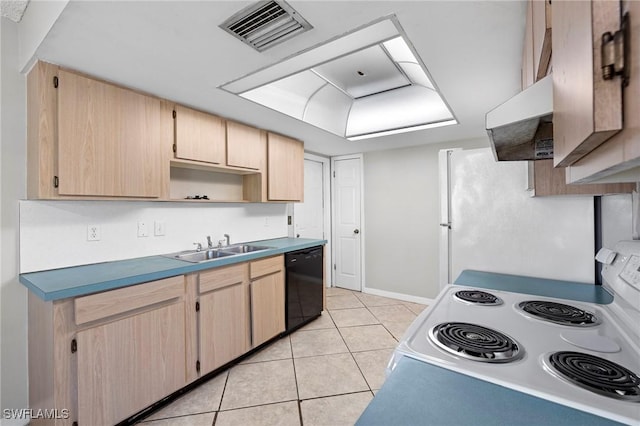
[168, 249, 235, 263]
[164, 244, 272, 263]
[220, 244, 271, 254]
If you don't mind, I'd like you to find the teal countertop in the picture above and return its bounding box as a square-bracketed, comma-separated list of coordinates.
[455, 269, 614, 304]
[20, 237, 326, 301]
[356, 356, 622, 426]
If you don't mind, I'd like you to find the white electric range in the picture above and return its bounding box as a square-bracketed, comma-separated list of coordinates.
[389, 241, 640, 425]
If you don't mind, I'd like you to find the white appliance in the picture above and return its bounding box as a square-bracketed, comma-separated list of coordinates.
[439, 147, 595, 287]
[389, 240, 640, 425]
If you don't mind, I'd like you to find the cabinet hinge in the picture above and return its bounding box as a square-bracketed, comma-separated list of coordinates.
[53, 176, 59, 188]
[196, 360, 201, 373]
[195, 301, 200, 312]
[71, 339, 77, 354]
[333, 171, 336, 178]
[333, 263, 336, 270]
[172, 143, 177, 153]
[53, 76, 59, 88]
[601, 12, 630, 87]
[172, 110, 176, 119]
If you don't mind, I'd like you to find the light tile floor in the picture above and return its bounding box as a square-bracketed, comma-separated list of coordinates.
[139, 288, 428, 426]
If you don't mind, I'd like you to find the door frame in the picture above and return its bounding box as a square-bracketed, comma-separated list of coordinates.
[330, 153, 364, 290]
[289, 153, 332, 287]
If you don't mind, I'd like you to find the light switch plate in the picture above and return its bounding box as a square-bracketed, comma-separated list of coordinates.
[154, 221, 166, 236]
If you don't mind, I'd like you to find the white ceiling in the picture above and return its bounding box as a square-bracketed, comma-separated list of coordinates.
[33, 0, 526, 156]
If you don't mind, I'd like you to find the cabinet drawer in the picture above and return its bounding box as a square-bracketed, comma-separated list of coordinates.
[199, 263, 248, 293]
[250, 255, 283, 279]
[75, 276, 184, 325]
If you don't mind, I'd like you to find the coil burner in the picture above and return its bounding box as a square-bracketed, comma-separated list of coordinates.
[518, 301, 599, 326]
[454, 290, 503, 306]
[546, 351, 640, 402]
[429, 322, 523, 363]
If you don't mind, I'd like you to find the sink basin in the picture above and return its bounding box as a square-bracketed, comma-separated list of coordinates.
[220, 244, 272, 254]
[170, 249, 235, 263]
[163, 244, 272, 263]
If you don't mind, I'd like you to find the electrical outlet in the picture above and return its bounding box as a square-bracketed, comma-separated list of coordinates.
[154, 220, 166, 236]
[87, 225, 101, 241]
[137, 221, 148, 237]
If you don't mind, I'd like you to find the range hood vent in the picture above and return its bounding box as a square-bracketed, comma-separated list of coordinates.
[486, 75, 553, 161]
[220, 1, 312, 52]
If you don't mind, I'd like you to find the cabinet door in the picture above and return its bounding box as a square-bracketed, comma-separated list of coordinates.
[76, 302, 186, 425]
[227, 121, 265, 170]
[57, 70, 163, 197]
[552, 0, 623, 167]
[251, 271, 285, 347]
[267, 133, 304, 201]
[199, 281, 250, 373]
[174, 105, 226, 164]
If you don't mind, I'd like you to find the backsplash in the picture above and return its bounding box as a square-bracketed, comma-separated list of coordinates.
[20, 200, 288, 273]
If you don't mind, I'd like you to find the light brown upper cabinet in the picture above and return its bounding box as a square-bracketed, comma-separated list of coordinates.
[552, 0, 623, 167]
[28, 64, 164, 198]
[227, 121, 265, 170]
[522, 0, 552, 89]
[564, 0, 640, 184]
[174, 105, 226, 165]
[267, 132, 304, 202]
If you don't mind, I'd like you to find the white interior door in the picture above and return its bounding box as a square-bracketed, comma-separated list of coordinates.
[293, 154, 331, 286]
[332, 156, 362, 291]
[293, 159, 324, 239]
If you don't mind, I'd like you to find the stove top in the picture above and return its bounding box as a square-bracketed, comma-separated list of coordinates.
[518, 300, 599, 326]
[453, 289, 503, 305]
[389, 242, 640, 425]
[429, 321, 523, 363]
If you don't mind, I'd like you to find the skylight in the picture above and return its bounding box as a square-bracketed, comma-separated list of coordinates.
[220, 17, 456, 140]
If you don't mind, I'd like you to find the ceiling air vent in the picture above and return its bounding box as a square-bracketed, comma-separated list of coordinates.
[220, 1, 312, 52]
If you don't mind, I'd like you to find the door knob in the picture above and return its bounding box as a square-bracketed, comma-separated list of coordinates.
[354, 229, 360, 234]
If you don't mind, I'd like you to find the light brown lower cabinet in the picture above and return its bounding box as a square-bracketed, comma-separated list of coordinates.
[198, 264, 250, 374]
[29, 275, 187, 426]
[250, 256, 286, 347]
[28, 256, 291, 425]
[76, 302, 186, 425]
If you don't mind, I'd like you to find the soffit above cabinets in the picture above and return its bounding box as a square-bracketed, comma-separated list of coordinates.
[220, 16, 457, 141]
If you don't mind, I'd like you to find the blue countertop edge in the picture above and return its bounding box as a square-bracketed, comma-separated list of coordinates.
[19, 237, 326, 301]
[356, 356, 624, 426]
[454, 269, 614, 304]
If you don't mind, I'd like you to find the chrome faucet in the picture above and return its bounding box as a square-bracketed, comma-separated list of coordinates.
[224, 234, 230, 246]
[194, 242, 203, 251]
[206, 236, 213, 248]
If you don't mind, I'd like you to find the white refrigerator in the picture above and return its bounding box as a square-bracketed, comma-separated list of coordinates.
[439, 147, 595, 287]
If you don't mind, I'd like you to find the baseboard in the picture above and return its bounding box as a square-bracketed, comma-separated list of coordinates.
[362, 286, 435, 306]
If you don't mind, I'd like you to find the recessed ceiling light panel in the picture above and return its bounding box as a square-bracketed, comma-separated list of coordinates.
[220, 16, 457, 140]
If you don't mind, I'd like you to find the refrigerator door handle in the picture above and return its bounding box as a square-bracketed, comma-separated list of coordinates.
[440, 222, 451, 229]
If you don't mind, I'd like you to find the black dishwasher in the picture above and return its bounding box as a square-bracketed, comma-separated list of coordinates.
[285, 246, 323, 333]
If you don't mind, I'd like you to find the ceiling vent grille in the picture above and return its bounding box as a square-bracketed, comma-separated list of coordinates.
[220, 1, 312, 52]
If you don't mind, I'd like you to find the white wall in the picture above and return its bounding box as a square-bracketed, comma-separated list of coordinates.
[601, 193, 636, 248]
[363, 138, 487, 299]
[1, 17, 29, 426]
[20, 201, 288, 272]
